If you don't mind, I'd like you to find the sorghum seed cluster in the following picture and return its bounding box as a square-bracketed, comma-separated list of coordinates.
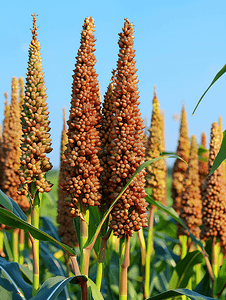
[201, 122, 226, 243]
[57, 108, 78, 247]
[179, 135, 202, 238]
[101, 19, 148, 237]
[145, 88, 167, 205]
[61, 17, 103, 213]
[19, 14, 52, 194]
[172, 105, 190, 214]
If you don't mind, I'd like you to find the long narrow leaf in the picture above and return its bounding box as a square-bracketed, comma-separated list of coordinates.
[209, 130, 226, 175]
[30, 275, 87, 300]
[192, 64, 226, 115]
[83, 155, 185, 250]
[0, 190, 27, 221]
[0, 207, 76, 255]
[0, 259, 32, 299]
[147, 288, 217, 300]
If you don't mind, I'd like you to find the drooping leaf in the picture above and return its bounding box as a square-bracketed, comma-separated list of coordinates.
[0, 258, 32, 299]
[87, 278, 104, 300]
[0, 207, 76, 255]
[83, 155, 185, 250]
[153, 237, 176, 267]
[147, 288, 218, 300]
[192, 64, 226, 115]
[0, 190, 27, 221]
[30, 275, 87, 300]
[209, 130, 226, 175]
[169, 250, 204, 289]
[146, 195, 204, 250]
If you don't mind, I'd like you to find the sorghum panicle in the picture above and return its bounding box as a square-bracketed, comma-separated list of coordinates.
[61, 17, 102, 213]
[179, 135, 202, 238]
[145, 87, 167, 205]
[201, 122, 226, 244]
[1, 77, 29, 211]
[199, 132, 208, 188]
[57, 108, 78, 247]
[104, 19, 148, 237]
[19, 14, 53, 194]
[171, 104, 190, 214]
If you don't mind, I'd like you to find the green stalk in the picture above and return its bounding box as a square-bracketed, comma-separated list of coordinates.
[137, 228, 146, 295]
[180, 235, 187, 259]
[96, 229, 112, 290]
[30, 184, 41, 296]
[144, 205, 155, 299]
[195, 263, 201, 285]
[212, 237, 220, 298]
[80, 210, 89, 276]
[12, 228, 19, 263]
[19, 230, 25, 265]
[119, 236, 130, 300]
[0, 230, 4, 257]
[180, 235, 188, 300]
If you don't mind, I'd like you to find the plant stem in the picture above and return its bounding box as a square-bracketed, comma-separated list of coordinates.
[80, 210, 89, 275]
[144, 205, 155, 299]
[19, 230, 25, 265]
[0, 230, 4, 257]
[30, 184, 41, 296]
[181, 235, 188, 259]
[195, 263, 201, 285]
[96, 229, 111, 290]
[137, 228, 146, 295]
[12, 228, 19, 263]
[212, 237, 220, 298]
[119, 235, 130, 300]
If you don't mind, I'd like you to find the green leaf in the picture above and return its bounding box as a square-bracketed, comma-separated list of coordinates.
[169, 251, 204, 289]
[30, 275, 87, 300]
[215, 257, 226, 294]
[0, 259, 32, 299]
[88, 206, 101, 255]
[0, 190, 27, 221]
[209, 130, 226, 175]
[87, 278, 104, 300]
[192, 64, 226, 115]
[0, 207, 76, 255]
[19, 264, 33, 285]
[83, 155, 185, 250]
[146, 195, 204, 250]
[147, 288, 218, 300]
[0, 190, 13, 211]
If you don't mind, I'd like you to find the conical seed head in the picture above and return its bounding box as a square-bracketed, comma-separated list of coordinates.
[19, 14, 52, 195]
[61, 17, 102, 210]
[171, 104, 190, 214]
[201, 122, 226, 243]
[145, 87, 167, 205]
[179, 135, 202, 238]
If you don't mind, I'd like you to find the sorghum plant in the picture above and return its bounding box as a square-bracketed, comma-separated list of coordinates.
[57, 108, 78, 248]
[179, 135, 202, 238]
[198, 132, 208, 188]
[18, 14, 52, 296]
[2, 77, 29, 212]
[172, 104, 190, 214]
[60, 17, 102, 276]
[201, 122, 226, 278]
[201, 122, 226, 243]
[100, 19, 148, 238]
[145, 87, 167, 205]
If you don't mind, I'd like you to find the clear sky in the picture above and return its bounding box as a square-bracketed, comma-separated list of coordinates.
[1, 0, 226, 169]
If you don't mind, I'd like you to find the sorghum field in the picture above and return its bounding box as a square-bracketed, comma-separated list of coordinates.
[1, 13, 226, 300]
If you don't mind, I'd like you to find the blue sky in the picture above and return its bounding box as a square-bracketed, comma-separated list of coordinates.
[1, 0, 226, 169]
